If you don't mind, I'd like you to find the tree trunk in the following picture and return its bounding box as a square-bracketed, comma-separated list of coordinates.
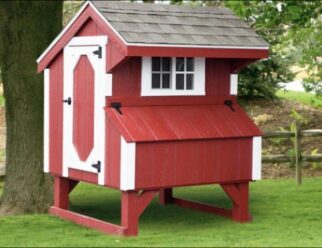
[0, 1, 63, 215]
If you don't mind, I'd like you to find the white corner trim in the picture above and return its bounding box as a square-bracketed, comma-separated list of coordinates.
[252, 136, 262, 180]
[141, 57, 205, 96]
[37, 1, 91, 63]
[43, 69, 50, 173]
[120, 137, 136, 191]
[230, 74, 238, 95]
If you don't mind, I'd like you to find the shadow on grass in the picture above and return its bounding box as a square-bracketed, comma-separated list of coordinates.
[69, 183, 235, 228]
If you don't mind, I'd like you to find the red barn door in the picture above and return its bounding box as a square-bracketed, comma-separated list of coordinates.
[62, 36, 111, 185]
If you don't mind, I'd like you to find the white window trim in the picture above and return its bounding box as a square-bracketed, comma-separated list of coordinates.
[230, 74, 238, 95]
[141, 57, 205, 96]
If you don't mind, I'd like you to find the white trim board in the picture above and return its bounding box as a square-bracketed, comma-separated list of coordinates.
[43, 69, 50, 173]
[230, 74, 238, 95]
[120, 137, 136, 191]
[62, 36, 111, 186]
[252, 136, 262, 180]
[141, 57, 205, 96]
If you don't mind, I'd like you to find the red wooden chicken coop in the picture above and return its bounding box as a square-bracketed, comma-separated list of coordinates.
[37, 1, 269, 236]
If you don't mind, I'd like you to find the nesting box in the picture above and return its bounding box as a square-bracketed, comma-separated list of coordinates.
[37, 1, 269, 236]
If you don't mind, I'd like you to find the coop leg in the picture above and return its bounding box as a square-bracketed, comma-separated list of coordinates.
[221, 182, 251, 222]
[53, 176, 70, 210]
[121, 190, 157, 236]
[159, 188, 173, 205]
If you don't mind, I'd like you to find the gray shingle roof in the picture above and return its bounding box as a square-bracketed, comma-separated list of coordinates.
[91, 1, 269, 48]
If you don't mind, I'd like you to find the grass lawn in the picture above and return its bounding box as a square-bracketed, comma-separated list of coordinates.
[276, 90, 322, 108]
[1, 178, 322, 247]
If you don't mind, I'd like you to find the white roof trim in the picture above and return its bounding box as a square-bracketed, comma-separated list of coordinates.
[128, 43, 269, 50]
[89, 1, 128, 45]
[36, 1, 91, 63]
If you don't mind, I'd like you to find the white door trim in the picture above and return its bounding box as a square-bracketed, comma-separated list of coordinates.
[63, 36, 111, 185]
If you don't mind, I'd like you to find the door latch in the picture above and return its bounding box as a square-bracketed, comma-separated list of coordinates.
[93, 46, 102, 59]
[63, 97, 72, 105]
[91, 161, 101, 173]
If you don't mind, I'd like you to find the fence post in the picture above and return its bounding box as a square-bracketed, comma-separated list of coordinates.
[294, 121, 302, 185]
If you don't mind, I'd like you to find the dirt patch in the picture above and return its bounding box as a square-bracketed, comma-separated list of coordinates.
[241, 99, 322, 179]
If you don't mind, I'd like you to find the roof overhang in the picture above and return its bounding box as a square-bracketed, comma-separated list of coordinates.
[37, 1, 269, 73]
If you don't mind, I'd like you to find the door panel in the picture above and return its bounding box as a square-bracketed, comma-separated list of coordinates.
[62, 36, 110, 185]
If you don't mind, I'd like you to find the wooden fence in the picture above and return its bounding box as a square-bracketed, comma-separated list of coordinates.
[263, 123, 322, 185]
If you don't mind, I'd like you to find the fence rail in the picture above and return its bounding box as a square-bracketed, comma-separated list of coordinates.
[263, 124, 322, 185]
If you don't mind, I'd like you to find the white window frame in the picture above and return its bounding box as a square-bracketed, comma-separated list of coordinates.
[141, 57, 205, 96]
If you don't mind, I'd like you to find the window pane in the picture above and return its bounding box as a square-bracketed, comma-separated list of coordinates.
[152, 57, 161, 71]
[176, 57, 185, 71]
[162, 73, 170, 89]
[162, 58, 171, 72]
[186, 58, 194, 71]
[152, 73, 161, 89]
[186, 74, 194, 90]
[176, 74, 184, 89]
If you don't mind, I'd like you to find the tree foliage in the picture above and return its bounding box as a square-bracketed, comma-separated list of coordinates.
[146, 0, 321, 99]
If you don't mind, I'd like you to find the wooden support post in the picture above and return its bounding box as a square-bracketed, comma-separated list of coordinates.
[159, 188, 173, 205]
[294, 121, 302, 185]
[221, 182, 251, 222]
[121, 190, 157, 236]
[53, 176, 70, 209]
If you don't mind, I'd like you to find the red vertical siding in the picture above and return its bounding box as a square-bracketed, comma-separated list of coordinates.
[76, 18, 104, 36]
[135, 138, 252, 190]
[112, 57, 141, 97]
[105, 119, 121, 188]
[49, 52, 64, 175]
[73, 55, 95, 161]
[206, 59, 231, 96]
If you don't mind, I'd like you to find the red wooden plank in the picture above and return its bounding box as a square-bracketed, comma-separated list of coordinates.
[127, 46, 269, 59]
[68, 168, 98, 185]
[76, 18, 104, 36]
[50, 207, 126, 236]
[112, 57, 141, 97]
[49, 52, 64, 175]
[73, 55, 95, 161]
[206, 59, 230, 96]
[135, 138, 253, 189]
[173, 198, 232, 219]
[105, 121, 121, 188]
[106, 96, 236, 107]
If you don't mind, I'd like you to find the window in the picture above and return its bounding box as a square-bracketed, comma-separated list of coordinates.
[141, 57, 205, 96]
[152, 57, 171, 89]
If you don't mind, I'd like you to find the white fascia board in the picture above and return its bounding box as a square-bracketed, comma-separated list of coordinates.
[120, 136, 136, 191]
[129, 43, 269, 50]
[43, 69, 50, 173]
[252, 136, 262, 180]
[230, 74, 238, 95]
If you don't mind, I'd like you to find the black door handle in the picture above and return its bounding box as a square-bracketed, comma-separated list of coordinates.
[92, 161, 101, 173]
[63, 97, 72, 105]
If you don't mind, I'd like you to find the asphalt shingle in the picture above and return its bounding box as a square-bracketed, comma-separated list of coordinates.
[91, 1, 269, 48]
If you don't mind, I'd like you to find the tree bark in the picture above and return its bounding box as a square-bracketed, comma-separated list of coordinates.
[0, 1, 63, 215]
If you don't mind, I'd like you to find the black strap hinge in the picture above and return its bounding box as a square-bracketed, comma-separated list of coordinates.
[91, 161, 101, 173]
[224, 100, 235, 112]
[93, 46, 102, 59]
[111, 102, 122, 115]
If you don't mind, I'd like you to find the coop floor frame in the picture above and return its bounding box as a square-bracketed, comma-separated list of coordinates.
[50, 176, 251, 236]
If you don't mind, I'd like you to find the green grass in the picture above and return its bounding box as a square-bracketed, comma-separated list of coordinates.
[1, 178, 322, 247]
[276, 90, 322, 108]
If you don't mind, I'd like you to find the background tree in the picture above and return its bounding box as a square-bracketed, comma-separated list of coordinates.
[0, 1, 63, 215]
